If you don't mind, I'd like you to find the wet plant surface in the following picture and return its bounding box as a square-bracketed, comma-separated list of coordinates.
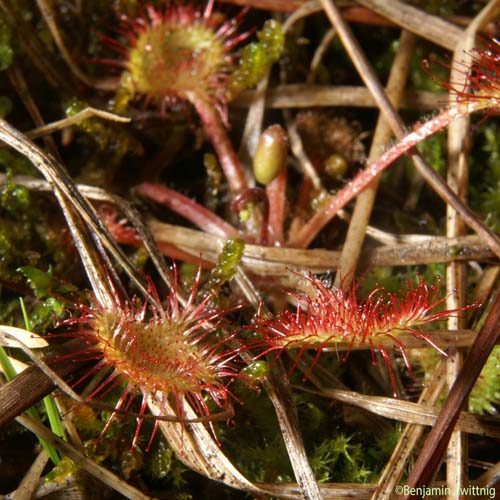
[0, 1, 499, 499]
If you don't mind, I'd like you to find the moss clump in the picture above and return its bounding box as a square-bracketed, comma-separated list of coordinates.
[469, 346, 500, 414]
[205, 238, 245, 291]
[0, 20, 13, 71]
[470, 123, 500, 232]
[227, 20, 284, 99]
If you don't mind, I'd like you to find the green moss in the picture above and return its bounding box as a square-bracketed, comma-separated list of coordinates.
[204, 238, 245, 292]
[469, 345, 500, 414]
[64, 97, 143, 185]
[0, 20, 13, 71]
[220, 385, 293, 483]
[227, 20, 284, 100]
[146, 438, 173, 479]
[241, 360, 270, 380]
[470, 123, 500, 232]
[44, 456, 79, 484]
[0, 180, 53, 284]
[0, 149, 38, 177]
[203, 153, 223, 212]
[0, 96, 12, 117]
[310, 433, 372, 483]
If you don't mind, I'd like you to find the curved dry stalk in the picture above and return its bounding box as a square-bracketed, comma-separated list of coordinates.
[26, 107, 130, 140]
[307, 27, 336, 84]
[281, 2, 327, 192]
[285, 112, 322, 190]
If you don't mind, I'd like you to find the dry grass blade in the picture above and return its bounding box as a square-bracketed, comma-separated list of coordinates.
[356, 0, 463, 50]
[262, 364, 323, 500]
[257, 481, 375, 499]
[148, 219, 496, 272]
[11, 450, 49, 500]
[304, 387, 500, 438]
[372, 360, 448, 500]
[235, 85, 443, 110]
[26, 107, 130, 140]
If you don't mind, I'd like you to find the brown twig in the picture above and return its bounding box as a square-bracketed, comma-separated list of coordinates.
[0, 340, 87, 428]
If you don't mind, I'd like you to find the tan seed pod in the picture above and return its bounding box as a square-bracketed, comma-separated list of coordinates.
[253, 124, 288, 185]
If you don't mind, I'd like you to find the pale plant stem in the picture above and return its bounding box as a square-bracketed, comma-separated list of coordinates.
[287, 101, 483, 248]
[265, 167, 287, 245]
[445, 34, 471, 500]
[186, 90, 249, 194]
[446, 4, 500, 497]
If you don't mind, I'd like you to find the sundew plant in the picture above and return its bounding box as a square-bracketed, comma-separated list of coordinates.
[0, 1, 498, 500]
